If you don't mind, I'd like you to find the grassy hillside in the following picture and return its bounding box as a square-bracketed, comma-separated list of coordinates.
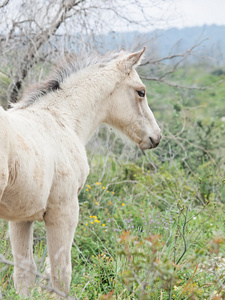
[0, 65, 225, 299]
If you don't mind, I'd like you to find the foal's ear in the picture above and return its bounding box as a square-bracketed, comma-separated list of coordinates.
[119, 47, 146, 74]
[128, 47, 146, 66]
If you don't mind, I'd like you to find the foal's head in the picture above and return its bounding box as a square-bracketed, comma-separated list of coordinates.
[106, 48, 161, 150]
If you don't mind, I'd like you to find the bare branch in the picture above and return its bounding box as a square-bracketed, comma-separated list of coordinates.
[0, 0, 10, 8]
[141, 76, 223, 91]
[141, 39, 209, 66]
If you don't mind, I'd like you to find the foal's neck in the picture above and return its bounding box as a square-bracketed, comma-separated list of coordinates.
[52, 66, 121, 145]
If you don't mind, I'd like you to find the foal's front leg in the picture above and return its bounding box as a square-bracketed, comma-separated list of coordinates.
[44, 200, 79, 298]
[9, 221, 37, 296]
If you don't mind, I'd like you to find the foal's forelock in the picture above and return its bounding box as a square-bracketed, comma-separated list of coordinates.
[11, 51, 125, 110]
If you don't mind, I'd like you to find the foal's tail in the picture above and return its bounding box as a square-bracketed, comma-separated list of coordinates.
[0, 108, 9, 200]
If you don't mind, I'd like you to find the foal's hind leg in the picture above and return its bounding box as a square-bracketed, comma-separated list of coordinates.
[9, 221, 37, 296]
[44, 200, 79, 298]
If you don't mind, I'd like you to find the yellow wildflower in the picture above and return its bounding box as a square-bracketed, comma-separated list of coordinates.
[94, 219, 100, 223]
[86, 189, 89, 192]
[95, 201, 99, 205]
[93, 216, 97, 219]
[112, 192, 115, 195]
[122, 203, 125, 206]
[91, 222, 94, 224]
[102, 186, 105, 190]
[85, 223, 88, 226]
[102, 224, 105, 227]
[89, 216, 93, 218]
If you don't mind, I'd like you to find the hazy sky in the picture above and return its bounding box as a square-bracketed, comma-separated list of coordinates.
[171, 0, 225, 28]
[113, 0, 225, 32]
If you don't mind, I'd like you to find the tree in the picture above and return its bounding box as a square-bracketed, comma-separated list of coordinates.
[0, 0, 175, 106]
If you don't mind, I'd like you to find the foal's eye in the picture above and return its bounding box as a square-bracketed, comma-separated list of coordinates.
[137, 90, 145, 98]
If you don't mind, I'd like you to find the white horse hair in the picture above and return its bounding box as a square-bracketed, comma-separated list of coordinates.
[0, 48, 161, 298]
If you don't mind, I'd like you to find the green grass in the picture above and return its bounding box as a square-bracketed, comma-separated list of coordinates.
[1, 158, 225, 299]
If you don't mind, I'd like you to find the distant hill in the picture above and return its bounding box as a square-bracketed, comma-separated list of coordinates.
[99, 25, 225, 64]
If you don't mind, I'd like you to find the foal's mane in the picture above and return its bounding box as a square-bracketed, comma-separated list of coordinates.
[12, 50, 125, 110]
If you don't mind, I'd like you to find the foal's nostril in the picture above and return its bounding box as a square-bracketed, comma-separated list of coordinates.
[149, 137, 160, 148]
[149, 137, 154, 146]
